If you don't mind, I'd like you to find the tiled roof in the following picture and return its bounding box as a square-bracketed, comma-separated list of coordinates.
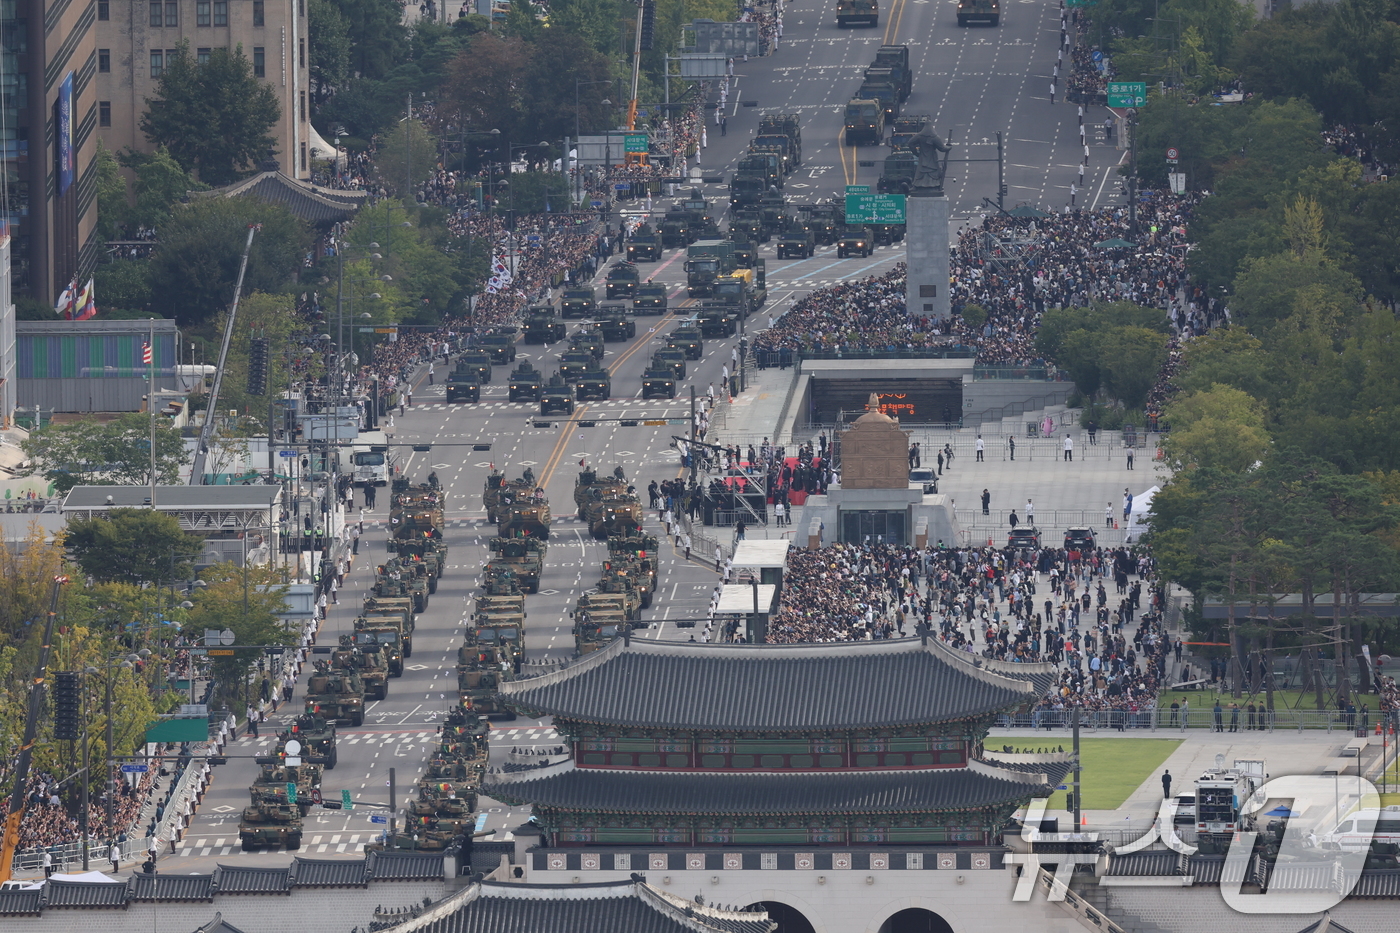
[392, 879, 774, 933]
[292, 857, 368, 887]
[365, 850, 447, 881]
[1105, 851, 1182, 876]
[503, 637, 1051, 730]
[43, 879, 129, 908]
[1186, 854, 1227, 884]
[129, 871, 216, 900]
[1292, 913, 1358, 933]
[0, 889, 42, 915]
[192, 911, 253, 933]
[1265, 862, 1339, 892]
[485, 760, 1054, 815]
[196, 171, 368, 223]
[1348, 868, 1400, 897]
[214, 864, 293, 894]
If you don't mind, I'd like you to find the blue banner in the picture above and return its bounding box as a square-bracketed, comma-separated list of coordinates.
[58, 72, 74, 196]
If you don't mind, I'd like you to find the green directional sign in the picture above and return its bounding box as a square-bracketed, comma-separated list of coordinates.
[342, 789, 353, 810]
[845, 185, 871, 194]
[845, 193, 907, 225]
[623, 134, 649, 153]
[1107, 82, 1147, 108]
[286, 782, 297, 804]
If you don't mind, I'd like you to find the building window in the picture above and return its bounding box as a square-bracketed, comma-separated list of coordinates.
[253, 47, 265, 78]
[165, 2, 178, 25]
[149, 2, 162, 26]
[197, 47, 211, 65]
[298, 38, 305, 68]
[299, 0, 304, 15]
[253, 0, 264, 25]
[98, 49, 110, 73]
[213, 0, 227, 26]
[98, 0, 109, 19]
[99, 101, 111, 127]
[196, 0, 209, 25]
[299, 91, 306, 122]
[150, 50, 164, 78]
[300, 142, 307, 171]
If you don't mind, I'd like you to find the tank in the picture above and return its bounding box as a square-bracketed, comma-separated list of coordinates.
[304, 660, 365, 726]
[239, 798, 303, 850]
[373, 559, 429, 613]
[331, 634, 389, 701]
[281, 713, 338, 769]
[358, 597, 414, 657]
[249, 761, 323, 817]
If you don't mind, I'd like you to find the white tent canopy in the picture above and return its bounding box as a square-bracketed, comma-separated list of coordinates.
[1125, 485, 1159, 542]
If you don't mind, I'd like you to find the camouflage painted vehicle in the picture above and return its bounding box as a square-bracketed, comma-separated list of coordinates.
[390, 478, 446, 513]
[499, 495, 552, 540]
[668, 325, 704, 360]
[249, 761, 323, 817]
[580, 489, 643, 540]
[522, 304, 566, 344]
[484, 470, 536, 523]
[573, 468, 626, 515]
[573, 595, 630, 654]
[358, 597, 414, 657]
[593, 570, 645, 620]
[508, 361, 544, 401]
[239, 798, 303, 850]
[363, 817, 458, 855]
[351, 626, 404, 677]
[280, 713, 338, 769]
[569, 329, 606, 362]
[418, 755, 485, 805]
[485, 535, 547, 593]
[608, 532, 660, 607]
[372, 561, 429, 613]
[574, 364, 612, 401]
[391, 534, 446, 588]
[409, 789, 477, 834]
[331, 634, 388, 700]
[603, 554, 657, 609]
[304, 660, 365, 726]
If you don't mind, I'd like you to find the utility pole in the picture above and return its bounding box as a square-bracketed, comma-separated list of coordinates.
[406, 94, 413, 200]
[1128, 111, 1139, 237]
[689, 387, 698, 484]
[1072, 704, 1082, 830]
[997, 132, 1006, 212]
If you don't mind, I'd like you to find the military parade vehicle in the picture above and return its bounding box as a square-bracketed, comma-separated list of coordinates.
[777, 219, 816, 259]
[837, 0, 879, 27]
[445, 363, 481, 403]
[575, 364, 612, 401]
[486, 534, 547, 593]
[574, 468, 626, 515]
[569, 329, 606, 361]
[560, 286, 596, 319]
[508, 361, 544, 402]
[331, 634, 389, 701]
[358, 597, 414, 658]
[281, 713, 338, 769]
[478, 329, 517, 364]
[304, 660, 365, 726]
[580, 488, 644, 539]
[889, 114, 930, 151]
[539, 373, 576, 416]
[837, 224, 876, 258]
[351, 626, 404, 677]
[668, 324, 704, 360]
[596, 305, 636, 341]
[498, 491, 552, 539]
[522, 304, 566, 343]
[641, 365, 677, 399]
[558, 347, 594, 382]
[684, 239, 738, 297]
[958, 0, 1000, 25]
[456, 348, 493, 384]
[625, 223, 663, 261]
[604, 260, 640, 299]
[873, 45, 913, 100]
[711, 269, 766, 317]
[654, 347, 687, 380]
[844, 97, 886, 145]
[249, 759, 322, 817]
[632, 282, 668, 315]
[878, 150, 918, 194]
[239, 797, 303, 851]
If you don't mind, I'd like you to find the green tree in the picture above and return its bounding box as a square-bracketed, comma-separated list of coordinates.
[92, 260, 153, 317]
[1176, 326, 1272, 400]
[94, 142, 127, 242]
[341, 0, 409, 80]
[120, 147, 202, 231]
[308, 0, 352, 105]
[1161, 0, 1256, 66]
[21, 414, 187, 494]
[146, 197, 309, 327]
[1098, 325, 1169, 410]
[1161, 384, 1272, 472]
[65, 508, 203, 586]
[188, 564, 292, 705]
[140, 44, 281, 185]
[373, 117, 439, 196]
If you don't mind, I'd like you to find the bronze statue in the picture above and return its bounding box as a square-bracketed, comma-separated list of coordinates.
[910, 126, 952, 196]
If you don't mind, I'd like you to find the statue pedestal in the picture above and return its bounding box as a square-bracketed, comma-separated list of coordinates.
[905, 196, 950, 324]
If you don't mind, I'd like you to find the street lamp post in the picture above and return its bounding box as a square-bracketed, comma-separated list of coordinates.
[496, 180, 516, 279]
[575, 79, 610, 205]
[87, 651, 147, 862]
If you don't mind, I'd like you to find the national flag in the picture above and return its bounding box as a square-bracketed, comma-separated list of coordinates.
[141, 341, 153, 365]
[75, 279, 96, 320]
[54, 277, 77, 318]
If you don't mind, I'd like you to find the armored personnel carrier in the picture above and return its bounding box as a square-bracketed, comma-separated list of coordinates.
[499, 495, 552, 540]
[668, 325, 704, 360]
[574, 468, 627, 515]
[458, 638, 520, 718]
[508, 362, 544, 402]
[304, 660, 365, 726]
[239, 797, 303, 850]
[539, 374, 576, 416]
[575, 364, 612, 401]
[594, 567, 647, 617]
[483, 469, 535, 523]
[485, 534, 547, 593]
[581, 489, 643, 540]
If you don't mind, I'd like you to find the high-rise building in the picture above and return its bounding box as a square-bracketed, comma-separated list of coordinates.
[1, 0, 99, 306]
[96, 0, 318, 182]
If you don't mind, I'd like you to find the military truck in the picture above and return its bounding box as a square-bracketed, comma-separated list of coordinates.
[574, 468, 626, 515]
[712, 269, 767, 317]
[250, 761, 322, 817]
[685, 240, 738, 298]
[654, 347, 688, 380]
[597, 306, 636, 341]
[859, 73, 902, 122]
[728, 210, 767, 245]
[659, 210, 695, 249]
[729, 237, 758, 269]
[641, 365, 677, 399]
[889, 114, 930, 151]
[304, 660, 365, 726]
[777, 220, 816, 259]
[668, 325, 704, 360]
[845, 97, 886, 146]
[445, 364, 481, 403]
[358, 597, 415, 658]
[569, 329, 606, 362]
[283, 713, 338, 769]
[508, 362, 544, 402]
[540, 373, 575, 416]
[698, 305, 738, 338]
[561, 287, 596, 320]
[958, 0, 999, 25]
[456, 349, 494, 384]
[735, 151, 783, 192]
[332, 634, 388, 701]
[479, 330, 517, 364]
[626, 223, 663, 261]
[558, 348, 594, 382]
[575, 364, 612, 401]
[873, 221, 907, 246]
[758, 114, 803, 165]
[837, 224, 876, 258]
[239, 798, 303, 851]
[522, 304, 566, 344]
[632, 282, 668, 315]
[679, 195, 721, 236]
[352, 627, 404, 677]
[873, 45, 913, 101]
[802, 202, 846, 245]
[837, 0, 879, 27]
[758, 194, 790, 237]
[604, 261, 640, 299]
[486, 534, 547, 593]
[581, 489, 644, 539]
[879, 150, 919, 194]
[729, 173, 767, 209]
[499, 495, 552, 540]
[750, 135, 797, 176]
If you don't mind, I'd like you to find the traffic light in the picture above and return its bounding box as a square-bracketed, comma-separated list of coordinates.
[247, 335, 270, 396]
[53, 671, 81, 740]
[640, 0, 655, 51]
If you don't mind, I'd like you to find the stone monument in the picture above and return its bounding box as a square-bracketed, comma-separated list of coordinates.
[838, 393, 911, 490]
[905, 126, 953, 325]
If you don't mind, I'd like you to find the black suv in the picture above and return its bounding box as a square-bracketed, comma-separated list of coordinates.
[1064, 527, 1097, 551]
[1008, 527, 1042, 550]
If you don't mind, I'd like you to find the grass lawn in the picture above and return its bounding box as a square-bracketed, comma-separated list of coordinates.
[996, 738, 1182, 810]
[1155, 687, 1367, 713]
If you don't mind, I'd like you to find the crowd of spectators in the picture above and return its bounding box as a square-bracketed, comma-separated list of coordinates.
[1065, 41, 1112, 105]
[3, 763, 159, 857]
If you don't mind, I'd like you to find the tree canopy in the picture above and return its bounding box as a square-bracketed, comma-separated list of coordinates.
[65, 508, 204, 587]
[21, 413, 187, 494]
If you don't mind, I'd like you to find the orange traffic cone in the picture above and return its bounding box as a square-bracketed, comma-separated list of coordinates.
[1377, 722, 1382, 735]
[1081, 815, 1088, 827]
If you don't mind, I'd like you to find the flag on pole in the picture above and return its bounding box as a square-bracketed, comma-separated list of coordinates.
[141, 341, 153, 365]
[54, 277, 77, 319]
[75, 278, 96, 320]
